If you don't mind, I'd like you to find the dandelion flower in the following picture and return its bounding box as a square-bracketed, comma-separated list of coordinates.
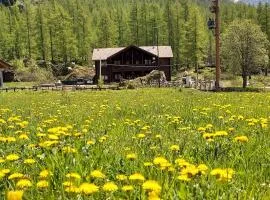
[66, 173, 81, 180]
[126, 153, 137, 160]
[142, 180, 162, 192]
[116, 174, 127, 181]
[7, 190, 24, 200]
[37, 180, 49, 189]
[79, 183, 99, 194]
[6, 154, 20, 161]
[90, 170, 106, 179]
[129, 173, 145, 181]
[234, 136, 248, 143]
[122, 185, 134, 192]
[8, 173, 24, 180]
[24, 159, 36, 164]
[39, 170, 52, 179]
[169, 145, 180, 151]
[103, 182, 118, 192]
[16, 179, 32, 188]
[65, 185, 80, 193]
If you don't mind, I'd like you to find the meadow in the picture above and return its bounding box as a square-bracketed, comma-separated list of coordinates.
[0, 88, 269, 200]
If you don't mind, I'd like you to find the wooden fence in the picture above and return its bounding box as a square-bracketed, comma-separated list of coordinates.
[0, 80, 215, 93]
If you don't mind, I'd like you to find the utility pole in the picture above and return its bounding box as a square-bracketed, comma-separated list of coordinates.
[215, 0, 221, 89]
[208, 0, 221, 90]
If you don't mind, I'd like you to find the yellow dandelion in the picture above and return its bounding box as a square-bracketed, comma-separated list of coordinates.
[79, 183, 99, 194]
[142, 180, 162, 192]
[126, 153, 137, 160]
[6, 154, 20, 161]
[37, 180, 49, 189]
[129, 173, 145, 181]
[234, 136, 248, 143]
[103, 182, 118, 192]
[23, 159, 36, 164]
[122, 185, 134, 192]
[65, 185, 80, 193]
[7, 190, 24, 200]
[90, 170, 106, 179]
[8, 173, 24, 180]
[169, 145, 180, 151]
[116, 174, 127, 181]
[16, 179, 32, 188]
[66, 172, 81, 180]
[39, 170, 52, 179]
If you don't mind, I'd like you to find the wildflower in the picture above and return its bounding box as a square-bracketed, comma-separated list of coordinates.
[62, 147, 77, 153]
[153, 157, 168, 165]
[0, 158, 5, 163]
[18, 134, 29, 140]
[116, 174, 127, 181]
[1, 169, 10, 174]
[39, 170, 52, 179]
[65, 185, 80, 193]
[103, 182, 118, 192]
[177, 174, 191, 182]
[169, 145, 180, 151]
[210, 168, 234, 182]
[87, 140, 95, 145]
[142, 180, 162, 192]
[234, 136, 248, 143]
[90, 170, 106, 179]
[24, 159, 36, 164]
[137, 133, 145, 138]
[122, 185, 134, 192]
[6, 154, 20, 161]
[180, 165, 199, 178]
[79, 183, 99, 194]
[7, 190, 24, 200]
[215, 131, 228, 137]
[126, 153, 137, 160]
[66, 173, 81, 180]
[129, 173, 145, 181]
[8, 173, 24, 180]
[155, 134, 162, 139]
[63, 181, 74, 187]
[16, 179, 32, 188]
[37, 180, 49, 189]
[148, 191, 161, 200]
[197, 164, 208, 174]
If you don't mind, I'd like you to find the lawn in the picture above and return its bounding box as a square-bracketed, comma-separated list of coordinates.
[0, 89, 269, 199]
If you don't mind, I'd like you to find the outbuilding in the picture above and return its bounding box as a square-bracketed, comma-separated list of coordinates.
[0, 59, 15, 87]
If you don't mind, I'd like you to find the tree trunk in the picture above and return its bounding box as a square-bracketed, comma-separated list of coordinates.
[242, 74, 248, 88]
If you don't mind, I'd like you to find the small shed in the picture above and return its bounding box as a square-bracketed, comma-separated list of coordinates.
[0, 59, 15, 87]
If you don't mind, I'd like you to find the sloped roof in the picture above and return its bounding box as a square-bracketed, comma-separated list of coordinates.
[0, 59, 13, 71]
[92, 46, 173, 61]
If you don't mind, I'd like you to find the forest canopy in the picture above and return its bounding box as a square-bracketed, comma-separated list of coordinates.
[0, 0, 269, 73]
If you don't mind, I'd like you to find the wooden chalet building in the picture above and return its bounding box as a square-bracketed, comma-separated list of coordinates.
[92, 45, 173, 83]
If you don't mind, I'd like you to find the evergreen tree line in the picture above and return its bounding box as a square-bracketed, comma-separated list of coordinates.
[0, 0, 269, 72]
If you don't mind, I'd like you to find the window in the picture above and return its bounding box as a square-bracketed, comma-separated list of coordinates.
[114, 60, 120, 65]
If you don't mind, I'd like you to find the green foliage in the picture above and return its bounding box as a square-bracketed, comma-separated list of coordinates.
[0, 0, 269, 73]
[222, 19, 269, 88]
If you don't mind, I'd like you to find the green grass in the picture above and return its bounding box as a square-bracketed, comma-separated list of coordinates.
[0, 89, 269, 199]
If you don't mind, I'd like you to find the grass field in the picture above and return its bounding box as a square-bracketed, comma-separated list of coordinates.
[0, 89, 269, 200]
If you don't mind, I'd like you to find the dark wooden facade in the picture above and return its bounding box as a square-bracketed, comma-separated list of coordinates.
[0, 59, 15, 82]
[93, 46, 172, 83]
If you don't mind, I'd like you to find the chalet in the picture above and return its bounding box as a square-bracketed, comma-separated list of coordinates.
[92, 45, 173, 83]
[0, 59, 15, 86]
